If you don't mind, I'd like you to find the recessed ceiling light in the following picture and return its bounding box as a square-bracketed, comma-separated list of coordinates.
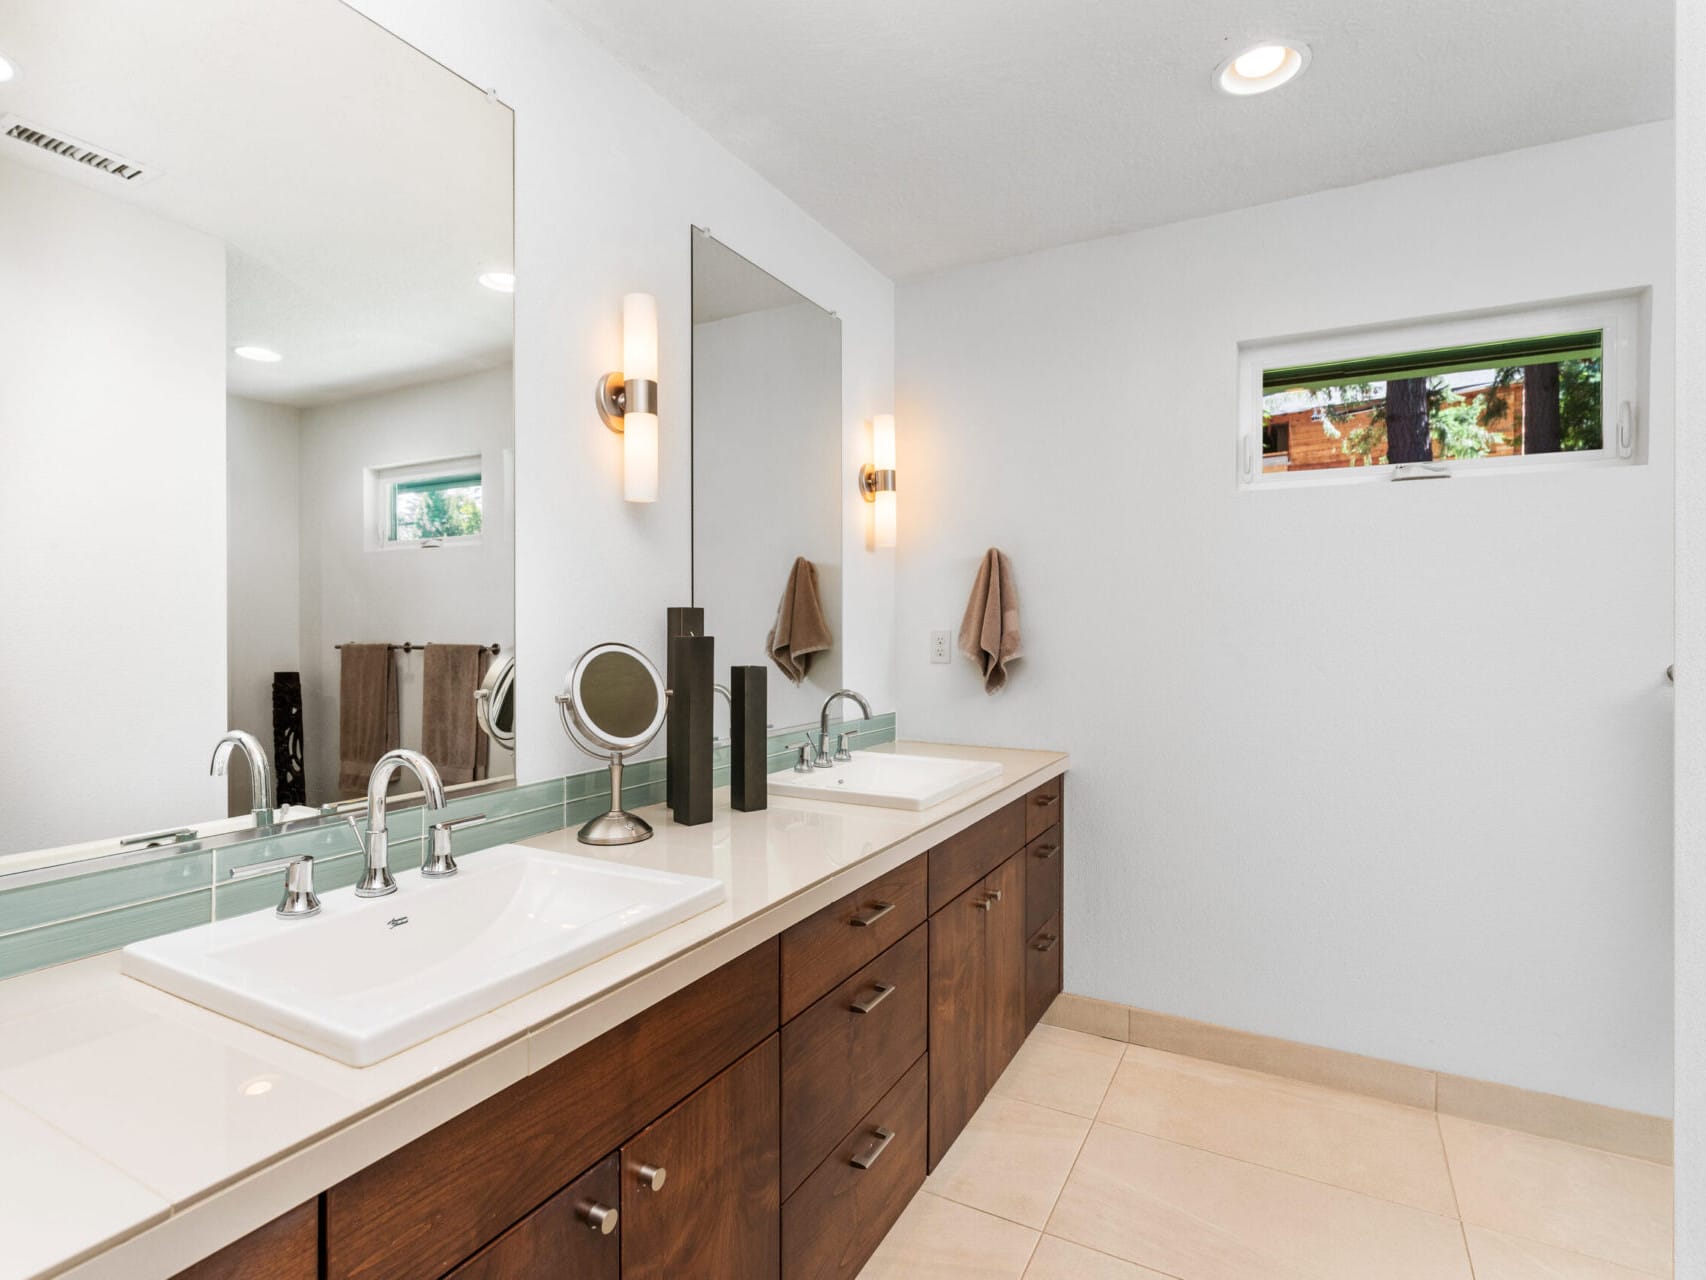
[1216, 42, 1310, 96]
[0, 52, 17, 82]
[233, 345, 283, 363]
[478, 271, 516, 294]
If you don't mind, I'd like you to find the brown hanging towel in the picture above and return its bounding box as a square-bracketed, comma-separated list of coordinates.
[422, 644, 492, 786]
[338, 644, 400, 798]
[765, 556, 833, 685]
[958, 548, 1022, 693]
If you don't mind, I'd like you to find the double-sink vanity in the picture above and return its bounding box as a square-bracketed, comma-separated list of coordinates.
[0, 744, 1066, 1279]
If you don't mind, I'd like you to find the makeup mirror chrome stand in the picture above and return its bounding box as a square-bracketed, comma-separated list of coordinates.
[556, 642, 670, 845]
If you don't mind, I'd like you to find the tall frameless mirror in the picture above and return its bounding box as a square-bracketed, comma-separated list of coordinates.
[0, 0, 515, 872]
[691, 230, 843, 733]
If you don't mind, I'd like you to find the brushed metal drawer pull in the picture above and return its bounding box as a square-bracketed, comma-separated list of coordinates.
[1034, 793, 1060, 807]
[973, 897, 993, 912]
[1033, 934, 1060, 953]
[1034, 843, 1060, 860]
[636, 1163, 667, 1191]
[850, 982, 895, 1014]
[850, 1126, 896, 1170]
[850, 900, 896, 928]
[578, 1202, 619, 1234]
[986, 888, 1003, 903]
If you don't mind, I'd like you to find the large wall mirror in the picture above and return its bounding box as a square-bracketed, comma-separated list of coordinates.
[691, 230, 842, 731]
[0, 0, 515, 869]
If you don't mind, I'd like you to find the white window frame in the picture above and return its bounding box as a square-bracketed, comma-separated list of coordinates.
[365, 454, 485, 551]
[1236, 291, 1645, 490]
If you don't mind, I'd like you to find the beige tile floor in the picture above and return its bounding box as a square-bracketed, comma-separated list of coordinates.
[859, 1024, 1673, 1280]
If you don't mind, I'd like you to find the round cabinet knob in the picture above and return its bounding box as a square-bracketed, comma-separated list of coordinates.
[637, 1162, 667, 1191]
[579, 1202, 619, 1235]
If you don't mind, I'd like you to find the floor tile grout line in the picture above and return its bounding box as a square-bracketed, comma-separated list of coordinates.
[1436, 1110, 1478, 1279]
[1079, 1113, 1466, 1226]
[1038, 1231, 1192, 1280]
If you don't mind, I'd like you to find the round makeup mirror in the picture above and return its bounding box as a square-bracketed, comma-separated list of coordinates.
[474, 652, 517, 750]
[556, 642, 669, 844]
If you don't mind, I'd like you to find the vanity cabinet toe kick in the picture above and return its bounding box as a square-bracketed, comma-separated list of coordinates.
[171, 771, 1066, 1280]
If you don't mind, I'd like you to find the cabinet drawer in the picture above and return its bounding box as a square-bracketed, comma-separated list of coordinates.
[782, 925, 928, 1198]
[326, 938, 778, 1280]
[1025, 776, 1064, 843]
[448, 1154, 620, 1279]
[782, 1054, 928, 1280]
[782, 855, 926, 1021]
[1026, 912, 1063, 1032]
[928, 799, 1026, 913]
[171, 1201, 316, 1280]
[1024, 826, 1063, 938]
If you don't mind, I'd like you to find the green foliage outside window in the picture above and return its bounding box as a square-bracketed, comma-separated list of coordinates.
[391, 474, 482, 542]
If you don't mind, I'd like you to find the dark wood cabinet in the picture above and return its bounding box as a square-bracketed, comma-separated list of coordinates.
[170, 772, 1067, 1280]
[621, 1035, 781, 1280]
[447, 1154, 620, 1280]
[326, 939, 778, 1280]
[782, 924, 927, 1197]
[170, 1201, 316, 1280]
[781, 856, 927, 1021]
[782, 1054, 928, 1280]
[1026, 911, 1063, 1032]
[928, 851, 1025, 1167]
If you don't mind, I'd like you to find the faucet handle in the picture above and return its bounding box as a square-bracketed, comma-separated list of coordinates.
[834, 730, 858, 763]
[277, 857, 321, 918]
[793, 739, 817, 773]
[424, 814, 486, 878]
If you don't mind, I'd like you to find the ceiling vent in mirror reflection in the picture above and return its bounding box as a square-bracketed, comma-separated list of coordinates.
[0, 114, 158, 184]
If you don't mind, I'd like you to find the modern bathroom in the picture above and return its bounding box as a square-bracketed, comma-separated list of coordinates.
[0, 1, 1700, 1278]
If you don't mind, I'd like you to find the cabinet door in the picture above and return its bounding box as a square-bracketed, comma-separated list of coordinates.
[928, 877, 990, 1168]
[621, 1035, 781, 1280]
[1026, 913, 1063, 1032]
[448, 1154, 621, 1279]
[983, 852, 1028, 1086]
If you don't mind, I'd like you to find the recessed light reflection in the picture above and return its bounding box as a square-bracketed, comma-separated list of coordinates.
[0, 53, 17, 83]
[233, 345, 283, 363]
[241, 1076, 275, 1097]
[478, 271, 516, 294]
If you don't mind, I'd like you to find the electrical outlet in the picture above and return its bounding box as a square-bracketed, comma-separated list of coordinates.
[930, 630, 952, 664]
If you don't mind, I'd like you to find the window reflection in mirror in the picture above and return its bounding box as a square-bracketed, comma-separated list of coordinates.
[0, 0, 515, 868]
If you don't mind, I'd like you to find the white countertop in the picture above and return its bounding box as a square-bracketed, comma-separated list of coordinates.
[0, 742, 1067, 1280]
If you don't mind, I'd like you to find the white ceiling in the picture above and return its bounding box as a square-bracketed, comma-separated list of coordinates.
[0, 0, 513, 406]
[554, 0, 1673, 279]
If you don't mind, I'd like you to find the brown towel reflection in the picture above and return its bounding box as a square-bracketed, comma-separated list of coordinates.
[766, 557, 833, 685]
[338, 644, 399, 798]
[422, 644, 492, 786]
[958, 549, 1022, 693]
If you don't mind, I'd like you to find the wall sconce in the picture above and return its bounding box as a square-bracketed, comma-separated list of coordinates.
[596, 292, 659, 503]
[860, 413, 897, 548]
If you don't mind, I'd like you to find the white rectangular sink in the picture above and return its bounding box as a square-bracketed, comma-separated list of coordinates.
[769, 751, 1003, 810]
[121, 845, 724, 1066]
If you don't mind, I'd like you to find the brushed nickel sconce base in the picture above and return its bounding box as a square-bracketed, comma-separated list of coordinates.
[597, 373, 658, 432]
[859, 464, 897, 502]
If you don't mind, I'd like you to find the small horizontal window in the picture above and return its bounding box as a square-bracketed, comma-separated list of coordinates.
[1239, 296, 1641, 487]
[369, 456, 483, 547]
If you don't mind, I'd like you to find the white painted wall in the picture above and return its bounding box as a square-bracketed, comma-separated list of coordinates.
[0, 156, 228, 854]
[1673, 0, 1702, 1262]
[895, 124, 1675, 1115]
[226, 396, 303, 815]
[345, 0, 896, 783]
[297, 367, 515, 801]
[694, 302, 843, 729]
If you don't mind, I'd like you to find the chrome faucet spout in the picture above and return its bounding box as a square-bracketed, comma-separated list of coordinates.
[356, 749, 447, 898]
[818, 689, 874, 764]
[209, 730, 276, 827]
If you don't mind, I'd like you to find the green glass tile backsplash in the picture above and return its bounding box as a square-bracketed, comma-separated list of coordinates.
[0, 712, 896, 979]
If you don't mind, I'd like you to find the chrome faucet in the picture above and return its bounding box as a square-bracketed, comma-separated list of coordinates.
[817, 689, 873, 767]
[209, 730, 276, 827]
[355, 749, 446, 898]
